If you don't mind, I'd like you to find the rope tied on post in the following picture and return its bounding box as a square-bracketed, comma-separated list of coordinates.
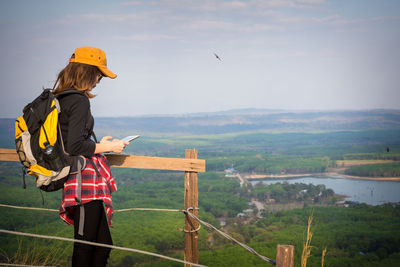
[182, 206, 201, 233]
[184, 207, 276, 265]
[180, 225, 201, 233]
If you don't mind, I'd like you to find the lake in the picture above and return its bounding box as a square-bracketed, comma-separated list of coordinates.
[250, 176, 400, 205]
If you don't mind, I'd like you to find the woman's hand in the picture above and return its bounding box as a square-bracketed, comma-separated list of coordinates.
[95, 136, 130, 154]
[100, 136, 113, 143]
[109, 139, 130, 154]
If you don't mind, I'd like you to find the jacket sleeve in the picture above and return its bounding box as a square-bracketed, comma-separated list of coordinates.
[66, 95, 96, 157]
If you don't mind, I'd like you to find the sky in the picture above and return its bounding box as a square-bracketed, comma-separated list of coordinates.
[1, 0, 399, 117]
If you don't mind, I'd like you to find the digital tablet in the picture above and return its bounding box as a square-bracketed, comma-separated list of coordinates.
[121, 135, 140, 142]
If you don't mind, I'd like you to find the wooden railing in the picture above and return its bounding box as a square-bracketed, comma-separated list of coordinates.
[0, 148, 205, 172]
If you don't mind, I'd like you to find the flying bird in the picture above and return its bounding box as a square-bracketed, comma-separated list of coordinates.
[214, 53, 222, 61]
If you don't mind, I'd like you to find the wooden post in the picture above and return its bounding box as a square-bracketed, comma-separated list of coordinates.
[276, 245, 294, 267]
[184, 149, 199, 266]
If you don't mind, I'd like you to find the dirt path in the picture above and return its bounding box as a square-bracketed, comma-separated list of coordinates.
[236, 173, 247, 186]
[250, 199, 265, 218]
[336, 160, 396, 167]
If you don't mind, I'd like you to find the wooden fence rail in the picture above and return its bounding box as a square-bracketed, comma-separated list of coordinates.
[0, 148, 205, 172]
[0, 147, 293, 266]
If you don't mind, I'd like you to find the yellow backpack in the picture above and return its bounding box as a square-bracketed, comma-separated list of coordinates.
[15, 89, 85, 191]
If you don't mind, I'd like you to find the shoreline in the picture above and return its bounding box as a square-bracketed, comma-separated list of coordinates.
[243, 172, 400, 181]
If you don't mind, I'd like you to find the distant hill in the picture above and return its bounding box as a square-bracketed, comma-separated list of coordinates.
[93, 109, 400, 136]
[2, 109, 400, 143]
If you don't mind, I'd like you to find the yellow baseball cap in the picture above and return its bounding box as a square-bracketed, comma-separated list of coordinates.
[69, 47, 117, 79]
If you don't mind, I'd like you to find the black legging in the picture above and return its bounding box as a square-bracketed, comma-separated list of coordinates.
[72, 200, 112, 267]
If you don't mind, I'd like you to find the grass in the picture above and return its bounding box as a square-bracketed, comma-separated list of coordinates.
[301, 215, 329, 267]
[301, 214, 314, 267]
[0, 236, 69, 266]
[321, 247, 327, 267]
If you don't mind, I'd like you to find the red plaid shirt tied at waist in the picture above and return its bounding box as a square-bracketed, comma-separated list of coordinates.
[59, 154, 117, 226]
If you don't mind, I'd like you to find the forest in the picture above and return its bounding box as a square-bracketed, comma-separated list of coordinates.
[206, 155, 332, 174]
[0, 111, 400, 266]
[0, 160, 399, 266]
[345, 162, 400, 177]
[249, 182, 336, 205]
[343, 153, 400, 160]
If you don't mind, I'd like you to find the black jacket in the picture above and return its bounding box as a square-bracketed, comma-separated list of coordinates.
[57, 91, 96, 157]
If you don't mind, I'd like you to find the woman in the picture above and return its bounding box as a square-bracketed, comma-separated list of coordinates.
[53, 47, 128, 266]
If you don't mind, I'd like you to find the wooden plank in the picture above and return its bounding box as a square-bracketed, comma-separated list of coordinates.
[106, 153, 205, 172]
[184, 149, 199, 267]
[0, 148, 20, 162]
[0, 148, 206, 172]
[276, 245, 294, 267]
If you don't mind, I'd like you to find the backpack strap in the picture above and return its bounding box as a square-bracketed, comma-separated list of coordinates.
[55, 89, 85, 98]
[78, 205, 85, 236]
[55, 89, 98, 144]
[54, 90, 100, 236]
[91, 131, 98, 143]
[74, 159, 85, 236]
[87, 158, 102, 180]
[75, 157, 102, 236]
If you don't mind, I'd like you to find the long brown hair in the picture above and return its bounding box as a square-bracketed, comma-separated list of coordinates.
[53, 62, 101, 98]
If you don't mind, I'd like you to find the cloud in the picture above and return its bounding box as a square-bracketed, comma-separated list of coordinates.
[148, 0, 324, 11]
[252, 0, 325, 9]
[113, 33, 175, 41]
[221, 1, 248, 9]
[330, 15, 400, 26]
[275, 14, 340, 24]
[275, 13, 400, 28]
[153, 0, 248, 11]
[187, 20, 237, 31]
[55, 12, 164, 25]
[120, 1, 142, 6]
[184, 19, 278, 32]
[52, 0, 331, 32]
[172, 0, 249, 10]
[296, 0, 325, 4]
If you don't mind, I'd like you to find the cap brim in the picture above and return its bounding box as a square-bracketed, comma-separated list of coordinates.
[98, 66, 117, 79]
